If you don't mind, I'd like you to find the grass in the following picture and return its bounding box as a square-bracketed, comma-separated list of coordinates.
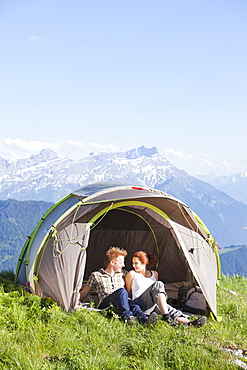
[0, 272, 246, 369]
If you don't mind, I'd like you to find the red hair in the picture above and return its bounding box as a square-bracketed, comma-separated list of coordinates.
[133, 251, 157, 269]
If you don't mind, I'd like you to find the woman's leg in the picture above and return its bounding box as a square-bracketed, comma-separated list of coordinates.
[176, 316, 190, 324]
[176, 315, 207, 327]
[165, 304, 207, 327]
[156, 292, 169, 314]
[132, 281, 166, 312]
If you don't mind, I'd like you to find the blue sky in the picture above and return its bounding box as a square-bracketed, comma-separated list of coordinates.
[0, 0, 246, 175]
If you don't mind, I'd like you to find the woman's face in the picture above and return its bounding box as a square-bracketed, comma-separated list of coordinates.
[132, 257, 145, 272]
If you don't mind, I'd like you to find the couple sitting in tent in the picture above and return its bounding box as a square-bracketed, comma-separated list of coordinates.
[79, 247, 207, 327]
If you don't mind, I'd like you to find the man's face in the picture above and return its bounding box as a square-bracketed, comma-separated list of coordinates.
[112, 255, 125, 273]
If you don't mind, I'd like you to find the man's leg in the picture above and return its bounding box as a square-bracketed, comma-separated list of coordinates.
[128, 300, 149, 323]
[99, 288, 146, 321]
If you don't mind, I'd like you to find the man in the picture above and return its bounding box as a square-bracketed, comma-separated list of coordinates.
[79, 247, 158, 324]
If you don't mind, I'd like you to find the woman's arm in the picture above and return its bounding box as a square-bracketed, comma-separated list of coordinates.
[152, 270, 158, 281]
[125, 270, 135, 297]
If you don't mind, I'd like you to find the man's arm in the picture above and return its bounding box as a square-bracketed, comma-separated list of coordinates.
[79, 285, 92, 302]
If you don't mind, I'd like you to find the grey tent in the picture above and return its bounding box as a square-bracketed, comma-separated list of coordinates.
[16, 181, 220, 318]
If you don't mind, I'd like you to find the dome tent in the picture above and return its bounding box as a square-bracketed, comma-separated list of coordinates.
[16, 181, 220, 318]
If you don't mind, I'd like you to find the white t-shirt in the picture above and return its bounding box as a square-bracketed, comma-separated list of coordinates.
[131, 271, 156, 300]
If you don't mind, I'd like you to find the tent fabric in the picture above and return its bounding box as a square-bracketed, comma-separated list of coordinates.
[35, 223, 90, 311]
[16, 181, 220, 318]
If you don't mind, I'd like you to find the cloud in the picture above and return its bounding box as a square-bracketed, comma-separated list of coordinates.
[53, 140, 120, 158]
[2, 138, 54, 157]
[163, 148, 246, 175]
[28, 35, 41, 43]
[164, 149, 192, 160]
[0, 139, 120, 160]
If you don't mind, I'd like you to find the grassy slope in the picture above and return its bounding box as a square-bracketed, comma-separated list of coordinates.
[0, 273, 246, 370]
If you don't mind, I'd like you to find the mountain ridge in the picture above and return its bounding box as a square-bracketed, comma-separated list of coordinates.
[195, 172, 247, 205]
[0, 146, 246, 247]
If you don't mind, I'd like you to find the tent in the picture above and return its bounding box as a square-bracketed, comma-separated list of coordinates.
[16, 181, 220, 318]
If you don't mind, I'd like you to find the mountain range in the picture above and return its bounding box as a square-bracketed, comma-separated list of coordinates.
[0, 145, 247, 247]
[195, 172, 247, 205]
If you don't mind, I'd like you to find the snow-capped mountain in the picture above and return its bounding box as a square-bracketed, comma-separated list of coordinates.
[0, 145, 247, 247]
[0, 146, 175, 202]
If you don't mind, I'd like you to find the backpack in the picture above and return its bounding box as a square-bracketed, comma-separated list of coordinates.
[168, 286, 208, 315]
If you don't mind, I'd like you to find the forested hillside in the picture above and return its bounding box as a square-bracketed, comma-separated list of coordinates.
[0, 199, 247, 277]
[0, 199, 53, 271]
[219, 246, 247, 277]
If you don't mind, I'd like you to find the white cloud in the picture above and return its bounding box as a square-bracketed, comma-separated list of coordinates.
[0, 138, 120, 160]
[163, 148, 246, 176]
[2, 138, 54, 157]
[164, 149, 195, 160]
[28, 35, 41, 43]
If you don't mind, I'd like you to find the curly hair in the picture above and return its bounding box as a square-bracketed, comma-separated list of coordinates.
[104, 246, 128, 266]
[133, 251, 157, 269]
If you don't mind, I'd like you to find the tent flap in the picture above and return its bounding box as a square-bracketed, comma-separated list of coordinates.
[35, 223, 90, 311]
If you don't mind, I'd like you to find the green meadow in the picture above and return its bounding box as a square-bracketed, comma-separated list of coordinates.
[0, 272, 246, 370]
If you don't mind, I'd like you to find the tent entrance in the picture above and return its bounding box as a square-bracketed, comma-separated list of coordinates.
[83, 204, 192, 287]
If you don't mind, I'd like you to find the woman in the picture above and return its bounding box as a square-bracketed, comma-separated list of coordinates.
[125, 251, 207, 327]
